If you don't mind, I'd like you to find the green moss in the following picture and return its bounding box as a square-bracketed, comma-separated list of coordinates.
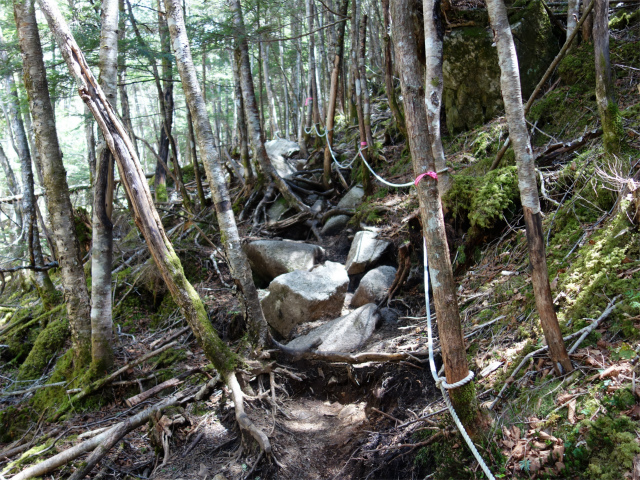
[609, 8, 640, 30]
[444, 166, 519, 231]
[17, 313, 69, 380]
[0, 406, 34, 444]
[565, 415, 640, 479]
[156, 182, 168, 202]
[601, 100, 624, 154]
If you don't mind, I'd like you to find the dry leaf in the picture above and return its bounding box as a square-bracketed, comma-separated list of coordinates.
[568, 399, 577, 424]
[553, 444, 565, 461]
[600, 365, 623, 379]
[538, 431, 559, 443]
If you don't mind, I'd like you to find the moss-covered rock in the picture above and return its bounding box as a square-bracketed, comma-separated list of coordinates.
[17, 312, 69, 380]
[443, 0, 559, 132]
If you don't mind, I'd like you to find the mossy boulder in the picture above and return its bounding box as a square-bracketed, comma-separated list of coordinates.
[443, 0, 559, 132]
[17, 313, 69, 380]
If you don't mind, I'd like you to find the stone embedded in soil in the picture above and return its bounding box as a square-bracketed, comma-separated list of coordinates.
[244, 240, 325, 283]
[345, 231, 391, 275]
[321, 215, 350, 236]
[261, 261, 349, 338]
[337, 185, 365, 209]
[351, 265, 397, 307]
[284, 303, 380, 352]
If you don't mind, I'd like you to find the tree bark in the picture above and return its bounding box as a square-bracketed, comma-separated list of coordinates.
[278, 31, 290, 139]
[165, 0, 269, 347]
[486, 0, 573, 375]
[229, 0, 310, 213]
[594, 0, 622, 154]
[84, 105, 97, 183]
[423, 0, 451, 194]
[117, 0, 139, 160]
[347, 0, 359, 124]
[353, 2, 372, 194]
[91, 0, 119, 372]
[567, 0, 581, 41]
[232, 47, 253, 185]
[14, 0, 92, 365]
[381, 0, 405, 138]
[390, 0, 482, 430]
[186, 107, 207, 209]
[322, 0, 349, 189]
[358, 15, 375, 156]
[261, 40, 280, 138]
[36, 0, 239, 378]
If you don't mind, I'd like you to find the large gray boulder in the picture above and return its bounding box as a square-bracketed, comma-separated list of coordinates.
[351, 265, 397, 307]
[265, 138, 303, 178]
[345, 231, 391, 275]
[261, 261, 349, 337]
[443, 2, 558, 132]
[244, 240, 325, 283]
[337, 185, 365, 209]
[285, 303, 380, 353]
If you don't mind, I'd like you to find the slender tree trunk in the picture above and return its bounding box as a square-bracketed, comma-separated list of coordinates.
[232, 48, 253, 184]
[306, 0, 321, 128]
[316, 10, 327, 120]
[381, 0, 405, 138]
[0, 143, 22, 206]
[352, 1, 372, 194]
[567, 0, 581, 41]
[14, 0, 92, 365]
[261, 41, 280, 138]
[391, 0, 483, 430]
[229, 0, 309, 213]
[347, 0, 359, 125]
[22, 110, 45, 188]
[278, 34, 290, 139]
[91, 0, 119, 372]
[486, 0, 573, 375]
[323, 0, 349, 189]
[358, 15, 374, 153]
[118, 0, 138, 160]
[594, 0, 622, 154]
[164, 0, 268, 346]
[36, 0, 239, 377]
[423, 0, 451, 194]
[84, 105, 97, 183]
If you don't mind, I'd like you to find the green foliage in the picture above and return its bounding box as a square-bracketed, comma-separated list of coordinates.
[444, 166, 519, 230]
[0, 406, 34, 444]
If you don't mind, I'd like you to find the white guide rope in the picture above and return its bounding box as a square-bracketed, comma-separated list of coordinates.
[423, 237, 495, 480]
[304, 122, 496, 477]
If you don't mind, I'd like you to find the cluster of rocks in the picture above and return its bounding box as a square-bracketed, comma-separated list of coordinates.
[244, 225, 398, 352]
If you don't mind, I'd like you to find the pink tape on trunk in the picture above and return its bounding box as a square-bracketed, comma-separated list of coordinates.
[305, 97, 313, 106]
[360, 142, 367, 147]
[414, 171, 438, 186]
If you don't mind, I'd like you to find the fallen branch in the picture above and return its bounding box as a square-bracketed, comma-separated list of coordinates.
[125, 366, 202, 407]
[53, 341, 179, 420]
[11, 391, 191, 480]
[492, 297, 619, 409]
[0, 262, 58, 274]
[536, 129, 602, 165]
[1, 381, 66, 398]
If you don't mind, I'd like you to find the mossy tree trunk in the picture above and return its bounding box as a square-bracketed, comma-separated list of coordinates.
[353, 8, 372, 195]
[35, 0, 238, 376]
[594, 0, 622, 154]
[423, 0, 451, 195]
[390, 0, 482, 431]
[14, 0, 92, 364]
[486, 0, 573, 375]
[567, 0, 582, 41]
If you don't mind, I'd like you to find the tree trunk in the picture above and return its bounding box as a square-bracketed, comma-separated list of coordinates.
[0, 143, 22, 204]
[358, 15, 375, 155]
[118, 0, 139, 160]
[186, 108, 207, 209]
[347, 0, 359, 124]
[91, 0, 119, 372]
[381, 0, 405, 137]
[353, 2, 372, 194]
[486, 0, 573, 375]
[594, 0, 622, 154]
[232, 47, 253, 185]
[14, 0, 92, 365]
[323, 0, 349, 189]
[261, 40, 280, 138]
[165, 0, 269, 347]
[567, 0, 581, 41]
[229, 0, 310, 213]
[22, 110, 45, 188]
[390, 0, 482, 430]
[278, 33, 290, 139]
[423, 0, 451, 194]
[36, 0, 239, 377]
[84, 105, 97, 183]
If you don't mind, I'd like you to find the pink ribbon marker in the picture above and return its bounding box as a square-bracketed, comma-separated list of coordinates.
[305, 97, 313, 106]
[414, 171, 438, 186]
[360, 142, 367, 147]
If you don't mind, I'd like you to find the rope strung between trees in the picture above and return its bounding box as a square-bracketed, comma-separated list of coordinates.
[422, 237, 496, 480]
[304, 123, 496, 476]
